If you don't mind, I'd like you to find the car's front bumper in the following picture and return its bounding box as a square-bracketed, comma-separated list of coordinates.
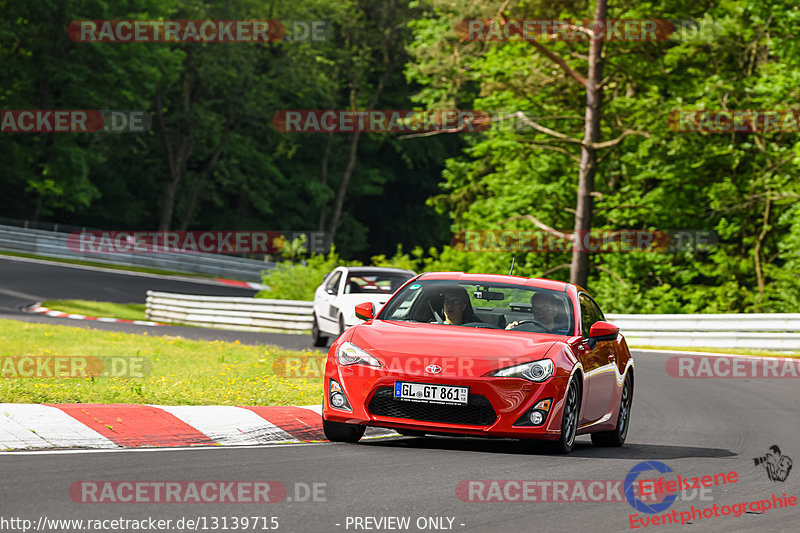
[322, 363, 571, 440]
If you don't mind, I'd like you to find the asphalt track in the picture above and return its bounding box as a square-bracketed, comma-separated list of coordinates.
[0, 256, 316, 350]
[1, 256, 798, 532]
[1, 350, 798, 533]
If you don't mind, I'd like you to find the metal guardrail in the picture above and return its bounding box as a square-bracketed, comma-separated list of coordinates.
[146, 291, 313, 332]
[0, 224, 273, 282]
[145, 292, 800, 350]
[605, 313, 800, 351]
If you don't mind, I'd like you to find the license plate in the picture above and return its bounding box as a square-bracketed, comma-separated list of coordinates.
[393, 381, 469, 405]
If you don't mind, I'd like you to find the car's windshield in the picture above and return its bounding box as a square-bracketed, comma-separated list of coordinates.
[344, 272, 411, 294]
[377, 279, 574, 335]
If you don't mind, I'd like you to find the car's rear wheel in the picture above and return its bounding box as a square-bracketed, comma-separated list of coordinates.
[591, 372, 632, 447]
[311, 315, 328, 347]
[322, 418, 366, 443]
[338, 315, 346, 337]
[550, 377, 580, 454]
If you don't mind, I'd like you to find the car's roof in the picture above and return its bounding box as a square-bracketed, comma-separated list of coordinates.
[345, 266, 416, 276]
[418, 271, 570, 292]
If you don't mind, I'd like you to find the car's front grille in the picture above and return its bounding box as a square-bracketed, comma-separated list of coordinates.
[367, 387, 497, 426]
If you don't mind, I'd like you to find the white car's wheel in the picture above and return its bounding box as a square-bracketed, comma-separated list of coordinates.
[312, 315, 328, 347]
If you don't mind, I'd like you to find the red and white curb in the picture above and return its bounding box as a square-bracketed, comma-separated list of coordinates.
[0, 404, 393, 450]
[24, 303, 164, 326]
[215, 278, 267, 290]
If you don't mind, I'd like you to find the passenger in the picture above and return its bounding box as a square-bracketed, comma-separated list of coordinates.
[506, 291, 569, 334]
[441, 287, 479, 325]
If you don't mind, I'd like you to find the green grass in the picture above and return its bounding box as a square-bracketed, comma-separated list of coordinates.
[630, 344, 800, 358]
[42, 300, 147, 321]
[0, 250, 217, 278]
[0, 319, 322, 405]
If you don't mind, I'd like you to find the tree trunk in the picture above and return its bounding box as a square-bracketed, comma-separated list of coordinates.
[753, 196, 771, 311]
[178, 120, 229, 231]
[156, 53, 195, 232]
[569, 0, 607, 288]
[322, 4, 395, 243]
[316, 132, 333, 233]
[327, 127, 361, 242]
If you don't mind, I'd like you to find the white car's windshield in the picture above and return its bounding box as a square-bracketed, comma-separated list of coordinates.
[344, 272, 411, 294]
[378, 279, 574, 335]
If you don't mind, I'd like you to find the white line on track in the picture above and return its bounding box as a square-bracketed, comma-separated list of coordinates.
[0, 434, 399, 456]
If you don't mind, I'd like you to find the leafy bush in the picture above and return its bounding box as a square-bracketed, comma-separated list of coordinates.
[256, 247, 362, 301]
[257, 240, 527, 301]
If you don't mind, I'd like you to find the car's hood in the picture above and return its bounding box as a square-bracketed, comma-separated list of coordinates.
[349, 320, 560, 377]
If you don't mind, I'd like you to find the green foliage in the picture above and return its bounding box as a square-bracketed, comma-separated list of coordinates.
[3, 0, 800, 314]
[0, 0, 451, 257]
[405, 0, 800, 313]
[257, 247, 362, 301]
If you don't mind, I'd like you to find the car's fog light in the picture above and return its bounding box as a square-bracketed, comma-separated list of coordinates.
[513, 397, 553, 427]
[331, 392, 346, 408]
[328, 379, 352, 412]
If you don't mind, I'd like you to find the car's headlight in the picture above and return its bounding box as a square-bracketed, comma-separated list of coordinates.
[492, 359, 554, 382]
[336, 342, 382, 367]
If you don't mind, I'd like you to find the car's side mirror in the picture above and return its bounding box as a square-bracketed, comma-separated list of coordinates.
[326, 287, 336, 295]
[355, 302, 374, 321]
[589, 321, 619, 342]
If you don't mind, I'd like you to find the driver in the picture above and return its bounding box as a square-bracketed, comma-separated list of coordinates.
[506, 291, 569, 334]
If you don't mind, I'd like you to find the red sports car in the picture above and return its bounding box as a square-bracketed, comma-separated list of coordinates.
[321, 272, 634, 453]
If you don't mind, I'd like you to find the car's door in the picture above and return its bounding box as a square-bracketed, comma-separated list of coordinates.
[318, 269, 344, 333]
[577, 293, 617, 423]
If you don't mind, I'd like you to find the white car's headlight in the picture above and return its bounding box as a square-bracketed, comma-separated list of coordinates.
[492, 359, 554, 382]
[337, 342, 382, 367]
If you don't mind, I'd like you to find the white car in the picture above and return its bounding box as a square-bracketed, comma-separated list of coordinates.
[311, 266, 416, 346]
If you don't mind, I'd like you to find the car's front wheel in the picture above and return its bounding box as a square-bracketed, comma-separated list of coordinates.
[322, 418, 366, 443]
[312, 315, 328, 347]
[591, 372, 632, 447]
[551, 377, 580, 454]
